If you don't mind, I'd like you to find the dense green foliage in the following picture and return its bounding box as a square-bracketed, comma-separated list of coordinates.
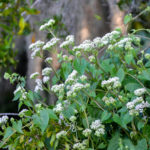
[1, 7, 150, 150]
[0, 0, 38, 72]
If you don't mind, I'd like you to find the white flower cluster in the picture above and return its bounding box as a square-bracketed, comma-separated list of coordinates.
[79, 75, 87, 81]
[64, 70, 90, 99]
[100, 30, 121, 46]
[53, 103, 64, 113]
[56, 130, 67, 139]
[29, 40, 44, 59]
[73, 40, 95, 53]
[90, 120, 105, 137]
[14, 86, 27, 100]
[101, 77, 121, 89]
[34, 79, 43, 92]
[108, 37, 132, 51]
[82, 128, 92, 137]
[134, 88, 146, 96]
[42, 67, 52, 76]
[30, 72, 39, 79]
[69, 116, 77, 122]
[0, 116, 8, 125]
[65, 70, 78, 85]
[60, 35, 74, 48]
[126, 97, 150, 115]
[88, 55, 95, 63]
[19, 109, 28, 117]
[43, 38, 60, 50]
[73, 140, 88, 150]
[45, 57, 53, 64]
[102, 96, 116, 105]
[39, 19, 55, 31]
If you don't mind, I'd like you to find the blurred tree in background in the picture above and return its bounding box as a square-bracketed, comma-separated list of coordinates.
[0, 0, 39, 73]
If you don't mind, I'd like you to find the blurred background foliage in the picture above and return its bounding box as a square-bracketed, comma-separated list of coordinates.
[0, 0, 39, 73]
[117, 0, 150, 53]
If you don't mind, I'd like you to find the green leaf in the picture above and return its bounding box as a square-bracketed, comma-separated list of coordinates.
[125, 54, 133, 64]
[117, 68, 125, 82]
[107, 132, 120, 150]
[125, 82, 142, 92]
[101, 110, 111, 122]
[135, 139, 147, 150]
[18, 17, 26, 35]
[123, 138, 135, 150]
[138, 70, 150, 81]
[137, 121, 145, 130]
[13, 120, 23, 134]
[94, 14, 101, 20]
[4, 127, 14, 139]
[33, 109, 49, 133]
[124, 14, 132, 25]
[47, 109, 58, 120]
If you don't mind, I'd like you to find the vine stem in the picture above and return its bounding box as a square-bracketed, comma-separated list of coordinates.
[126, 72, 150, 96]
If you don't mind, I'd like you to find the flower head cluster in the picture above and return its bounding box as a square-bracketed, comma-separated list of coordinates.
[39, 19, 55, 31]
[100, 30, 121, 46]
[73, 40, 95, 53]
[90, 120, 105, 137]
[60, 35, 74, 48]
[108, 37, 132, 51]
[19, 109, 28, 117]
[134, 88, 146, 96]
[45, 57, 53, 64]
[34, 79, 43, 92]
[145, 53, 150, 59]
[43, 38, 60, 50]
[14, 86, 27, 100]
[29, 40, 44, 59]
[102, 96, 116, 105]
[101, 77, 121, 89]
[73, 140, 88, 150]
[82, 128, 92, 137]
[65, 70, 78, 85]
[56, 130, 67, 139]
[69, 116, 77, 122]
[42, 67, 52, 76]
[30, 72, 39, 79]
[0, 116, 8, 125]
[53, 103, 64, 113]
[88, 55, 95, 63]
[126, 97, 150, 115]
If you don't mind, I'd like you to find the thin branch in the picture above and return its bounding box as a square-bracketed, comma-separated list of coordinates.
[0, 113, 19, 116]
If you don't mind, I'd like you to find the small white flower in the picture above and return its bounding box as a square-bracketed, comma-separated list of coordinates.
[88, 55, 95, 62]
[45, 57, 53, 63]
[95, 128, 105, 137]
[56, 130, 67, 139]
[34, 79, 43, 92]
[43, 38, 60, 50]
[82, 128, 92, 137]
[134, 88, 146, 96]
[19, 109, 28, 117]
[30, 72, 39, 79]
[0, 116, 8, 124]
[39, 19, 55, 31]
[51, 84, 64, 93]
[65, 70, 78, 85]
[80, 75, 87, 81]
[29, 40, 44, 50]
[69, 116, 77, 122]
[42, 67, 52, 76]
[43, 76, 50, 83]
[53, 103, 64, 113]
[145, 53, 150, 59]
[90, 120, 102, 130]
